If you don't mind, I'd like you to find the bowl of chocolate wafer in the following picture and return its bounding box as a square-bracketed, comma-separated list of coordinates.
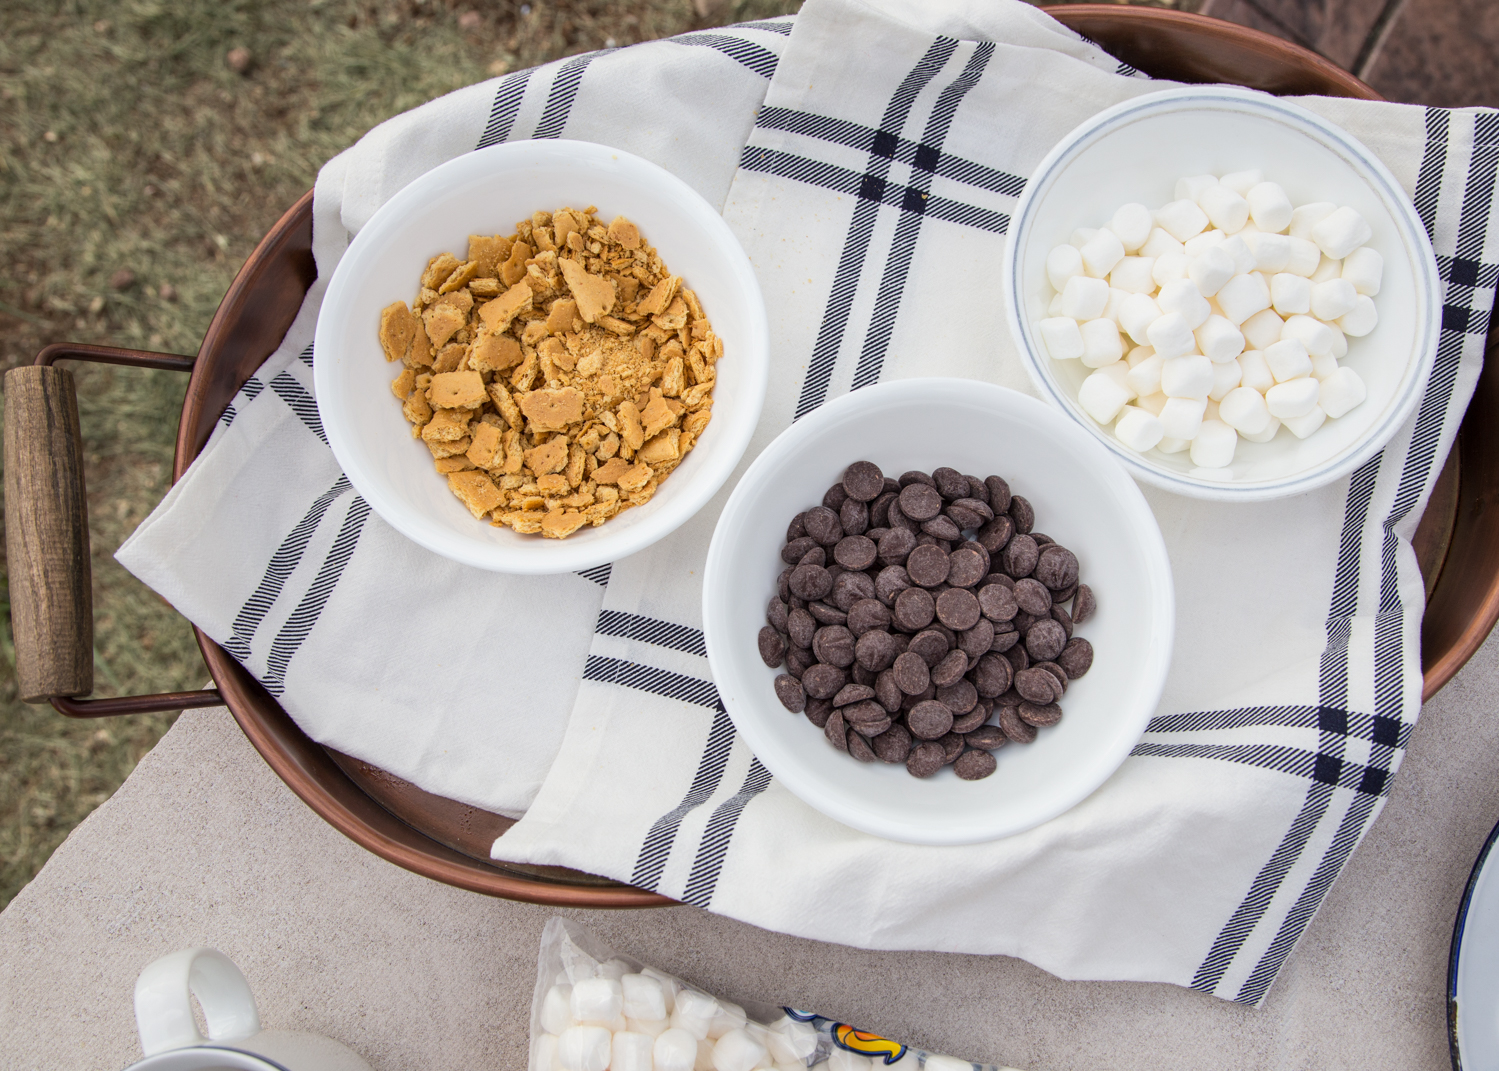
[702, 377, 1173, 845]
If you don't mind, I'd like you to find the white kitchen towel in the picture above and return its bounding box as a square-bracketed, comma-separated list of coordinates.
[113, 0, 1499, 1005]
[490, 0, 1498, 1006]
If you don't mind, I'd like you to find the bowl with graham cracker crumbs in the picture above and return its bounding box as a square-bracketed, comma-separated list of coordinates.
[314, 140, 769, 574]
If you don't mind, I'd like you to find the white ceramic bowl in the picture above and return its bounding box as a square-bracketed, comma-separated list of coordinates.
[315, 140, 769, 574]
[702, 378, 1174, 845]
[1003, 86, 1440, 501]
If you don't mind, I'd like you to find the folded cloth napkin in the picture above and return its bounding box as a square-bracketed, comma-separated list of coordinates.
[117, 0, 1499, 1006]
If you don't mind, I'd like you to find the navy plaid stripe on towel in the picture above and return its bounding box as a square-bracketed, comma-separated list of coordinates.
[117, 0, 1499, 1006]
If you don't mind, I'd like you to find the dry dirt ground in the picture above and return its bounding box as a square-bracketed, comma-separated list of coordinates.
[0, 0, 1196, 909]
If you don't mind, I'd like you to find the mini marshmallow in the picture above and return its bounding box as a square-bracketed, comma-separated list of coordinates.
[622, 974, 668, 1022]
[1342, 246, 1383, 295]
[1203, 398, 1221, 423]
[1200, 185, 1250, 233]
[1339, 294, 1378, 336]
[1190, 420, 1239, 468]
[1125, 352, 1165, 396]
[1188, 245, 1235, 296]
[1310, 278, 1358, 320]
[1311, 255, 1342, 282]
[1326, 318, 1347, 357]
[1311, 351, 1340, 381]
[1311, 206, 1372, 259]
[1159, 396, 1208, 439]
[1134, 391, 1168, 416]
[535, 1033, 562, 1071]
[1271, 273, 1311, 315]
[1110, 255, 1157, 294]
[1286, 236, 1322, 277]
[1266, 376, 1321, 419]
[1242, 231, 1293, 272]
[1245, 181, 1293, 233]
[671, 991, 720, 1040]
[543, 986, 575, 1036]
[1177, 174, 1219, 202]
[1118, 293, 1162, 344]
[828, 1050, 875, 1071]
[1242, 416, 1282, 442]
[764, 1018, 819, 1065]
[1241, 308, 1286, 350]
[599, 960, 631, 982]
[1220, 169, 1264, 196]
[707, 1001, 748, 1041]
[1111, 203, 1154, 251]
[1282, 314, 1337, 357]
[1160, 354, 1214, 399]
[1219, 235, 1257, 275]
[1320, 366, 1368, 418]
[1045, 244, 1083, 291]
[1215, 272, 1272, 325]
[1146, 311, 1197, 358]
[1289, 202, 1337, 241]
[1219, 386, 1273, 435]
[1095, 359, 1133, 392]
[1283, 406, 1327, 439]
[1060, 274, 1109, 320]
[1195, 314, 1245, 362]
[1069, 227, 1098, 248]
[1102, 286, 1130, 322]
[1264, 338, 1312, 383]
[711, 1029, 768, 1071]
[655, 1030, 701, 1071]
[1080, 228, 1126, 277]
[1080, 318, 1124, 367]
[1238, 349, 1274, 392]
[628, 1018, 672, 1039]
[1155, 198, 1209, 242]
[1140, 227, 1185, 258]
[1208, 359, 1243, 401]
[1183, 229, 1226, 257]
[1151, 252, 1190, 288]
[1079, 370, 1133, 424]
[613, 1033, 656, 1071]
[695, 1038, 716, 1071]
[1157, 278, 1211, 328]
[1156, 436, 1190, 454]
[1126, 344, 1156, 366]
[572, 978, 624, 1026]
[559, 1027, 614, 1071]
[1114, 406, 1166, 452]
[1047, 293, 1064, 316]
[1038, 317, 1084, 361]
[641, 968, 680, 1014]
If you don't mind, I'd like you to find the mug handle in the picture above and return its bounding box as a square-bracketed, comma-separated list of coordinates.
[135, 948, 262, 1056]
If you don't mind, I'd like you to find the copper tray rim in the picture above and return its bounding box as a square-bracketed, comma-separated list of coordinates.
[168, 6, 1499, 904]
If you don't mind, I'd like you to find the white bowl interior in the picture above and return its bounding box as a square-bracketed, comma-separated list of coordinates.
[315, 140, 767, 573]
[703, 379, 1174, 845]
[1007, 88, 1438, 500]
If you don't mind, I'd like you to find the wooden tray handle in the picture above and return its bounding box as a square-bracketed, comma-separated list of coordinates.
[4, 344, 223, 717]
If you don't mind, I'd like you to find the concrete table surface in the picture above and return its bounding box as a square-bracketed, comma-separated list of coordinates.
[3, 627, 1499, 1071]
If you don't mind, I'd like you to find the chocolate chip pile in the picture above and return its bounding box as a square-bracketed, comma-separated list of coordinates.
[758, 461, 1096, 780]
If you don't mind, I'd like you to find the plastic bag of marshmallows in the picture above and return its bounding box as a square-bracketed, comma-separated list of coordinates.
[530, 918, 1024, 1071]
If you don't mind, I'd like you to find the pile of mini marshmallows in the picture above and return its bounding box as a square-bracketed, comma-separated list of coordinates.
[534, 965, 820, 1071]
[1036, 171, 1382, 470]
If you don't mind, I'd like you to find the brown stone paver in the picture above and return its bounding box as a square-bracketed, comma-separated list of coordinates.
[1197, 0, 1499, 106]
[1362, 0, 1499, 107]
[1198, 0, 1392, 69]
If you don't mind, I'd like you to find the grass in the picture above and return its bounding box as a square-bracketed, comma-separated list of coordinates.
[0, 0, 1199, 910]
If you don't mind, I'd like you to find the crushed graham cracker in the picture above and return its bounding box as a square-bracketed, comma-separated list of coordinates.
[378, 207, 721, 538]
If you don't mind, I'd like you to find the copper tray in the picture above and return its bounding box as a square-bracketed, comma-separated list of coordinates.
[23, 7, 1499, 904]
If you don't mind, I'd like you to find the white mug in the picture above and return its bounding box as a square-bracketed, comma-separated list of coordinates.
[126, 947, 373, 1071]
